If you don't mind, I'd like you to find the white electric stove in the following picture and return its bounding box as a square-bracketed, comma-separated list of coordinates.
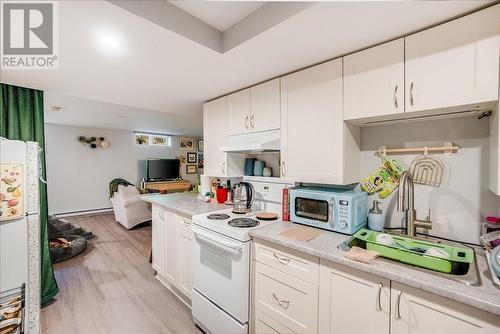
[193, 208, 273, 242]
[191, 179, 293, 334]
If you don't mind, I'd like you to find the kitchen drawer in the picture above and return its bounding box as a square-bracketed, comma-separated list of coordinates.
[252, 307, 295, 334]
[253, 261, 318, 334]
[253, 239, 319, 285]
[178, 217, 192, 233]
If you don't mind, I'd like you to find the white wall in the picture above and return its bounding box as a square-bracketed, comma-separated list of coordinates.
[45, 124, 201, 214]
[360, 116, 500, 244]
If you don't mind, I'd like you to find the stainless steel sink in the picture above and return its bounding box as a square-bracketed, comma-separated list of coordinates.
[338, 229, 481, 286]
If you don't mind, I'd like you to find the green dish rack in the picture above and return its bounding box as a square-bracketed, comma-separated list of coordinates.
[352, 229, 474, 273]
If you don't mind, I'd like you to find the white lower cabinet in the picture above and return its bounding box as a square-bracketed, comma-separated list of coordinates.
[318, 259, 390, 334]
[151, 205, 193, 302]
[391, 282, 500, 334]
[252, 308, 295, 334]
[177, 217, 193, 299]
[151, 205, 165, 276]
[251, 240, 500, 334]
[163, 211, 178, 285]
[253, 261, 318, 334]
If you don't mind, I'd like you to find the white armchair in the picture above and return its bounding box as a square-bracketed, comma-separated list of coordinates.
[110, 185, 151, 229]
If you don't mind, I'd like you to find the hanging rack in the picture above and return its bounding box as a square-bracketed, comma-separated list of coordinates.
[375, 142, 460, 157]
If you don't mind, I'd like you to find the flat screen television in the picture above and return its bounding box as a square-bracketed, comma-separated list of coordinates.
[146, 159, 180, 181]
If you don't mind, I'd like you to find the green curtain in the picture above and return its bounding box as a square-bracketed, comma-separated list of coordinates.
[0, 83, 59, 304]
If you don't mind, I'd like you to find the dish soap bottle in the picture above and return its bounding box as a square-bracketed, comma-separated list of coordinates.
[368, 200, 385, 232]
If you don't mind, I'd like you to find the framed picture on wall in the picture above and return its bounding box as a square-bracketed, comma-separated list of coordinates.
[198, 152, 204, 169]
[186, 165, 197, 174]
[187, 152, 197, 164]
[198, 139, 204, 151]
[180, 137, 194, 150]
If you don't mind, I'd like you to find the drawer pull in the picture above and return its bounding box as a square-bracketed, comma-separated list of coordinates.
[376, 283, 383, 311]
[272, 293, 290, 308]
[395, 290, 402, 320]
[273, 253, 290, 265]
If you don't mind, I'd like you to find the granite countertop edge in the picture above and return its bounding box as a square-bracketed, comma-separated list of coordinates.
[141, 193, 229, 218]
[249, 224, 500, 316]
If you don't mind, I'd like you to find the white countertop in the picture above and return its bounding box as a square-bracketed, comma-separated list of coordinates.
[249, 221, 500, 316]
[141, 193, 231, 218]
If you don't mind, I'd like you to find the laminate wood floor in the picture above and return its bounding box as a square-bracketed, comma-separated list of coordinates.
[41, 213, 200, 334]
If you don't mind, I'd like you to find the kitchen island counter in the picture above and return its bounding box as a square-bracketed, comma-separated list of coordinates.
[141, 193, 229, 219]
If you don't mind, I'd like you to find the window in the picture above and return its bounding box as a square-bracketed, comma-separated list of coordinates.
[135, 133, 171, 146]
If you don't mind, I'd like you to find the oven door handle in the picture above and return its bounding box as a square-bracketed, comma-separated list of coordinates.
[193, 228, 244, 255]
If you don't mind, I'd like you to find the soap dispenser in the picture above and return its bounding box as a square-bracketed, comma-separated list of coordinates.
[368, 200, 385, 232]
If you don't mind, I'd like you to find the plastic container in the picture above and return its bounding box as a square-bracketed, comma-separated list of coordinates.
[353, 229, 474, 273]
[482, 216, 500, 234]
[254, 160, 265, 176]
[368, 200, 385, 232]
[216, 187, 228, 204]
[244, 158, 256, 176]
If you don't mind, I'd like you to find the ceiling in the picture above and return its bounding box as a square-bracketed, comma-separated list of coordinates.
[1, 1, 494, 134]
[44, 93, 203, 136]
[170, 1, 265, 32]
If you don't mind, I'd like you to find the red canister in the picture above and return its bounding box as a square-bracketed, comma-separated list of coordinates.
[216, 187, 228, 204]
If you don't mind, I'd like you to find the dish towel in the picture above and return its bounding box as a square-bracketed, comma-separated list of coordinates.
[344, 246, 379, 263]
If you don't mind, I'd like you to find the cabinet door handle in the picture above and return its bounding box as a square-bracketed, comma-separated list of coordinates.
[409, 82, 414, 106]
[393, 85, 398, 108]
[273, 252, 290, 265]
[245, 116, 249, 130]
[395, 290, 402, 320]
[376, 283, 383, 311]
[281, 161, 286, 177]
[250, 114, 255, 129]
[222, 161, 226, 175]
[272, 293, 290, 308]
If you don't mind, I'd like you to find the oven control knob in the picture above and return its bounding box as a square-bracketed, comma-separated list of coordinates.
[339, 219, 348, 230]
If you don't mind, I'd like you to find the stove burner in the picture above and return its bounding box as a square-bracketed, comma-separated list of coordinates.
[228, 218, 260, 228]
[207, 213, 230, 220]
[232, 210, 249, 215]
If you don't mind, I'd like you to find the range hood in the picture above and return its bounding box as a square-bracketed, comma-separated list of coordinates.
[220, 129, 280, 153]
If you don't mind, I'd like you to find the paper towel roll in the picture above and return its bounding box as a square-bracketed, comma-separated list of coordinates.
[200, 175, 211, 195]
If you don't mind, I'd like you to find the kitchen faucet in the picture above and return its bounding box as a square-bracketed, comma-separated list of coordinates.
[397, 171, 432, 237]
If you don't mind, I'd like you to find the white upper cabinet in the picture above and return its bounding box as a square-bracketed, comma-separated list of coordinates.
[281, 58, 360, 185]
[227, 88, 251, 136]
[203, 97, 245, 177]
[203, 97, 227, 177]
[490, 102, 500, 195]
[405, 6, 500, 114]
[227, 79, 281, 136]
[344, 38, 404, 121]
[251, 78, 281, 133]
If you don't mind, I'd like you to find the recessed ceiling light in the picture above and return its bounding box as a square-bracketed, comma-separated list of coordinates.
[99, 35, 120, 49]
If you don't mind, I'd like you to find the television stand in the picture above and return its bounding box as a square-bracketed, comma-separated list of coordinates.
[142, 179, 191, 193]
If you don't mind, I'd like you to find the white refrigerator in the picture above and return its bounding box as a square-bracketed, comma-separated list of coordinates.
[0, 138, 41, 334]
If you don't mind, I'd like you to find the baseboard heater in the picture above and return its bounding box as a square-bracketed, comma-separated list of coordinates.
[52, 207, 113, 218]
